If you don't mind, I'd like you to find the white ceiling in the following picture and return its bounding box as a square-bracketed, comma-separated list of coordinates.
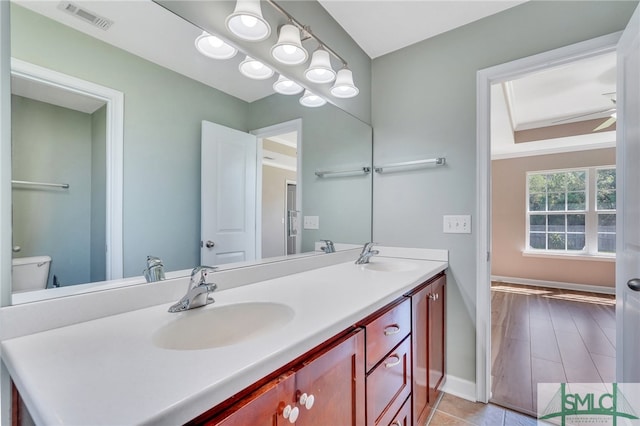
[491, 52, 617, 159]
[317, 0, 527, 59]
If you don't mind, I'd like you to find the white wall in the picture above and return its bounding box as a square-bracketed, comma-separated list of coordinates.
[372, 0, 638, 388]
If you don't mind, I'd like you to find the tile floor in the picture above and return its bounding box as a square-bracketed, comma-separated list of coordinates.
[427, 393, 539, 426]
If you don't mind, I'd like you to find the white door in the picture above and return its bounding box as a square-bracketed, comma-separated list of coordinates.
[616, 4, 640, 383]
[201, 120, 257, 266]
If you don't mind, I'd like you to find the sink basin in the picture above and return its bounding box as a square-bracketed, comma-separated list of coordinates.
[152, 302, 294, 350]
[360, 259, 419, 273]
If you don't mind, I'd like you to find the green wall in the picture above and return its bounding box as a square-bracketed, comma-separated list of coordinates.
[371, 0, 638, 385]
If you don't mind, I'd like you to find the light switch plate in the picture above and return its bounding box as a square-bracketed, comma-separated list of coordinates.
[303, 216, 319, 230]
[443, 215, 471, 234]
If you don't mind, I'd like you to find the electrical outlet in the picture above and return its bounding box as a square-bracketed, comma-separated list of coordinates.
[303, 216, 319, 230]
[443, 215, 471, 234]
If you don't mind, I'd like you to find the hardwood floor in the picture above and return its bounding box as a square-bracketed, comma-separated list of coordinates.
[489, 282, 616, 417]
[428, 393, 539, 426]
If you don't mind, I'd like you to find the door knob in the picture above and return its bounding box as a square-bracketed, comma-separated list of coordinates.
[205, 240, 215, 248]
[627, 278, 640, 291]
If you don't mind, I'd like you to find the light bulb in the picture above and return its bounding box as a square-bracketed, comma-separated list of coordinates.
[207, 36, 224, 48]
[241, 15, 258, 28]
[283, 45, 297, 55]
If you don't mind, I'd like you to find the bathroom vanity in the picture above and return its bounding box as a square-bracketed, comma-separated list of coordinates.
[1, 247, 447, 425]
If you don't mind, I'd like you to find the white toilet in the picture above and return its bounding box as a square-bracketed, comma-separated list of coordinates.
[12, 256, 52, 292]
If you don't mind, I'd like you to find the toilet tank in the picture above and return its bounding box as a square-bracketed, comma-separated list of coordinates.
[12, 256, 51, 292]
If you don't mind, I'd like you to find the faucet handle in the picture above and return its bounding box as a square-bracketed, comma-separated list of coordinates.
[190, 265, 218, 285]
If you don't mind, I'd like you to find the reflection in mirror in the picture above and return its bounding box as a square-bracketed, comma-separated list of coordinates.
[6, 1, 372, 305]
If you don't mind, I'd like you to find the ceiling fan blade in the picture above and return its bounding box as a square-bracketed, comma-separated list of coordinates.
[593, 116, 616, 132]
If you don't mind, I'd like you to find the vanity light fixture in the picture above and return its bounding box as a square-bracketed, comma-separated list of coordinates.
[271, 23, 308, 65]
[330, 67, 359, 98]
[273, 74, 304, 95]
[225, 0, 271, 42]
[299, 90, 326, 107]
[239, 56, 274, 80]
[304, 48, 336, 84]
[194, 31, 238, 60]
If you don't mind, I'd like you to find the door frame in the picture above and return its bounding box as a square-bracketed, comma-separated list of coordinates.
[251, 118, 303, 258]
[9, 58, 124, 282]
[475, 32, 621, 403]
[285, 179, 297, 255]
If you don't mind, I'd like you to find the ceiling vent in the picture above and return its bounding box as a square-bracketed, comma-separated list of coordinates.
[57, 2, 113, 30]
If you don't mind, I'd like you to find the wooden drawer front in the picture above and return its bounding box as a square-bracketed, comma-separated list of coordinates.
[365, 298, 411, 372]
[366, 337, 412, 426]
[388, 395, 411, 426]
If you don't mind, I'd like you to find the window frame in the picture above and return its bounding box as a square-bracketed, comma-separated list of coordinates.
[524, 166, 616, 260]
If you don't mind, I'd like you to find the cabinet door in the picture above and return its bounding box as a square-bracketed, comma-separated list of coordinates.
[409, 273, 446, 426]
[295, 329, 365, 426]
[428, 276, 446, 404]
[211, 372, 296, 426]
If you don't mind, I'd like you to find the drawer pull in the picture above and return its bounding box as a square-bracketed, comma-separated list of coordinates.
[391, 421, 402, 426]
[282, 404, 299, 423]
[383, 324, 401, 336]
[384, 354, 401, 368]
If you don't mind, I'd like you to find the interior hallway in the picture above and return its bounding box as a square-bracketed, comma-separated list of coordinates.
[489, 282, 616, 416]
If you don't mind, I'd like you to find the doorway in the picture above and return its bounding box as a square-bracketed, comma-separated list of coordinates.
[9, 59, 123, 295]
[252, 119, 302, 259]
[475, 32, 621, 406]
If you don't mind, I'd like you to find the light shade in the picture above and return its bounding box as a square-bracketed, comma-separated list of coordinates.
[271, 24, 308, 65]
[239, 56, 274, 80]
[273, 75, 304, 95]
[330, 68, 359, 98]
[299, 90, 326, 107]
[194, 31, 237, 60]
[304, 48, 336, 84]
[225, 0, 271, 42]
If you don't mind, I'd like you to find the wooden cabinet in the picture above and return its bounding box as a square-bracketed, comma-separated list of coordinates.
[189, 273, 446, 426]
[200, 329, 365, 425]
[408, 273, 446, 426]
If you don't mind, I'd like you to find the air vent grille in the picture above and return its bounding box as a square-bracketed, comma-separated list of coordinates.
[57, 1, 113, 30]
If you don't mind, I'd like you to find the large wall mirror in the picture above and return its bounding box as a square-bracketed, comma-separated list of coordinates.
[4, 0, 372, 305]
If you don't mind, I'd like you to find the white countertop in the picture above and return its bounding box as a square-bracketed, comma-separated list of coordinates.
[2, 255, 447, 425]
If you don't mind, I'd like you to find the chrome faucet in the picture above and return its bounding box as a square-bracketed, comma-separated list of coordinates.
[168, 266, 218, 313]
[320, 239, 336, 253]
[355, 242, 379, 264]
[143, 256, 165, 283]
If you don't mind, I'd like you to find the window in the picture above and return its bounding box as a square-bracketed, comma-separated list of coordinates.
[526, 167, 615, 256]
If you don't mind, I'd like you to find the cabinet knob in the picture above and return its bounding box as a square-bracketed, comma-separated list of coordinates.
[282, 404, 299, 423]
[429, 293, 438, 301]
[299, 392, 315, 410]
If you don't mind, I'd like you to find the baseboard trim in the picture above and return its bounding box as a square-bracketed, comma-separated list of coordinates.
[440, 375, 476, 402]
[491, 275, 615, 295]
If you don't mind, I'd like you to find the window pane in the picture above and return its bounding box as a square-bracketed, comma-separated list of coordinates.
[597, 169, 616, 190]
[548, 215, 565, 232]
[548, 233, 565, 250]
[530, 215, 546, 232]
[548, 193, 565, 211]
[598, 214, 616, 233]
[598, 234, 616, 253]
[530, 233, 546, 249]
[567, 171, 586, 191]
[528, 174, 546, 193]
[567, 214, 585, 232]
[529, 193, 546, 211]
[597, 190, 616, 210]
[567, 192, 586, 210]
[547, 173, 566, 192]
[567, 234, 585, 251]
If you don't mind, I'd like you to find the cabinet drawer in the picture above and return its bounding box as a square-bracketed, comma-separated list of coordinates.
[388, 395, 411, 426]
[366, 337, 412, 426]
[364, 298, 411, 372]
